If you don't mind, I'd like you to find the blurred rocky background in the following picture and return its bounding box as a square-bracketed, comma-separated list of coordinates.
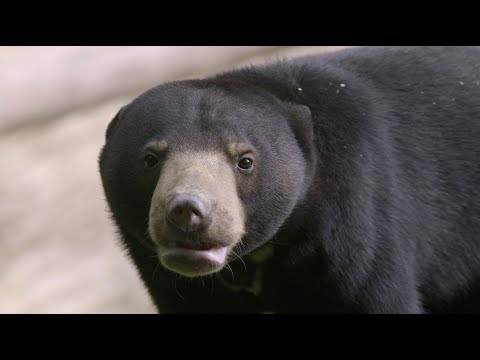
[0, 46, 349, 313]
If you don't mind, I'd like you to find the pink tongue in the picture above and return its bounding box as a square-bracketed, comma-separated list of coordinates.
[162, 246, 228, 264]
[200, 247, 228, 263]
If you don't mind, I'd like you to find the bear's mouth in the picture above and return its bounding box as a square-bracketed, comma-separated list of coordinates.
[156, 243, 228, 277]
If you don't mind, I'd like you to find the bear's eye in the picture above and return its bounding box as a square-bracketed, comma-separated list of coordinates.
[144, 154, 159, 169]
[237, 157, 254, 171]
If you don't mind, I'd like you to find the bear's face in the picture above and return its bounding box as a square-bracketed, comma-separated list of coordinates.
[99, 81, 314, 278]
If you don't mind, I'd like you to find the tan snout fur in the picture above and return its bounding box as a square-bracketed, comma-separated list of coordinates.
[149, 149, 246, 255]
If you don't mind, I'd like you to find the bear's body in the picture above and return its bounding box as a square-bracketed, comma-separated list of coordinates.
[99, 46, 480, 313]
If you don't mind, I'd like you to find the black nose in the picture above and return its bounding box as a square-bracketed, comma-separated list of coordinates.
[165, 194, 212, 233]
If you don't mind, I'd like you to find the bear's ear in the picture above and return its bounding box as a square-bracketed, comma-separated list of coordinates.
[286, 104, 315, 158]
[105, 105, 128, 140]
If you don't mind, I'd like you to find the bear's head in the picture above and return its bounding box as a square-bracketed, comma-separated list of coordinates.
[99, 79, 315, 278]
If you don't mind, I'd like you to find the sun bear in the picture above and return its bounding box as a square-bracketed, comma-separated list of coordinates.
[99, 46, 480, 313]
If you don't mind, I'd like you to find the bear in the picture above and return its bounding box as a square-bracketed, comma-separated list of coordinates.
[99, 46, 480, 314]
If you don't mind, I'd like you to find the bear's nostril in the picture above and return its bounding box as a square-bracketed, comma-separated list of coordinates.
[192, 209, 201, 217]
[173, 207, 184, 216]
[166, 194, 212, 233]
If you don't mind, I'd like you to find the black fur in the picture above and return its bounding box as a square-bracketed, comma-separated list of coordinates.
[99, 46, 480, 313]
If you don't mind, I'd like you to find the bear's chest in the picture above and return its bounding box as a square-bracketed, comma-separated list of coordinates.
[215, 245, 351, 313]
[215, 244, 318, 313]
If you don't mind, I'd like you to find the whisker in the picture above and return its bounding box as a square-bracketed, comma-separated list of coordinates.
[224, 263, 235, 281]
[231, 249, 247, 272]
[152, 260, 161, 281]
[174, 277, 185, 301]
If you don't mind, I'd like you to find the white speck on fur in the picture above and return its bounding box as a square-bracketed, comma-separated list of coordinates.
[459, 81, 465, 85]
[298, 87, 302, 91]
[340, 83, 346, 87]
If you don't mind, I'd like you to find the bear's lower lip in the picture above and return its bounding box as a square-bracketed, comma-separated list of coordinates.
[157, 245, 228, 277]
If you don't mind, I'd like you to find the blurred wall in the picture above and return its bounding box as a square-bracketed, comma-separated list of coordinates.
[0, 46, 350, 313]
